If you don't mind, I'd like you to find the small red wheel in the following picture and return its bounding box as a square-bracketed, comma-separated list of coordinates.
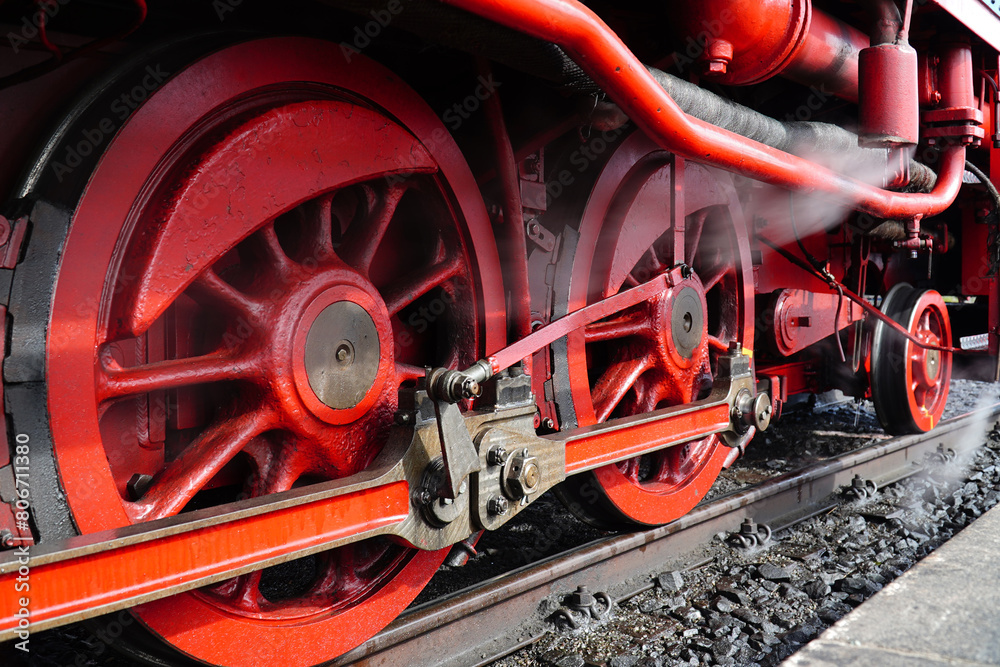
[551, 132, 754, 528]
[871, 283, 952, 434]
[10, 38, 504, 666]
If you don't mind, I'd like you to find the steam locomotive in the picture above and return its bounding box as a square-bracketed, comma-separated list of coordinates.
[0, 0, 995, 664]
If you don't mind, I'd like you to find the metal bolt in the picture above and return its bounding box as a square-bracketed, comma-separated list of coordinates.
[394, 411, 412, 425]
[127, 473, 154, 501]
[505, 451, 541, 498]
[488, 495, 509, 516]
[522, 460, 540, 490]
[543, 418, 555, 430]
[704, 59, 728, 75]
[487, 445, 508, 466]
[461, 377, 481, 398]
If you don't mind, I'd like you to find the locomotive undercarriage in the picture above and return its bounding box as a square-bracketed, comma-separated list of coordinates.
[0, 0, 997, 665]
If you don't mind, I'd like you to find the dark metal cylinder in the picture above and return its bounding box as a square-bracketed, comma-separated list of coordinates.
[858, 43, 919, 148]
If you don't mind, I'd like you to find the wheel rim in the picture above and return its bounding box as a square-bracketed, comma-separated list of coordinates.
[872, 284, 952, 434]
[37, 38, 504, 666]
[553, 132, 753, 527]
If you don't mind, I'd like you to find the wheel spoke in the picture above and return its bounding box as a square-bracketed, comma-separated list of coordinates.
[707, 335, 729, 354]
[592, 354, 653, 422]
[685, 209, 710, 267]
[242, 222, 294, 278]
[619, 457, 641, 484]
[339, 182, 408, 276]
[299, 192, 337, 261]
[584, 310, 649, 343]
[187, 268, 258, 318]
[98, 349, 259, 402]
[128, 407, 274, 521]
[634, 378, 664, 413]
[228, 570, 264, 613]
[395, 362, 425, 383]
[382, 252, 463, 317]
[700, 260, 734, 292]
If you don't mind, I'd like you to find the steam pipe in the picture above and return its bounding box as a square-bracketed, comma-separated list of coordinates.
[863, 0, 904, 46]
[646, 67, 936, 188]
[444, 0, 968, 220]
[670, 0, 868, 103]
[781, 9, 869, 102]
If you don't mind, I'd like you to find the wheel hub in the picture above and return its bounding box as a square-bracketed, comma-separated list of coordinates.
[304, 301, 381, 410]
[668, 284, 706, 360]
[291, 282, 394, 425]
[922, 346, 941, 383]
[650, 276, 709, 374]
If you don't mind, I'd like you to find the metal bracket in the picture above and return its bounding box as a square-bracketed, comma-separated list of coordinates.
[844, 474, 878, 501]
[433, 400, 482, 499]
[547, 586, 613, 631]
[728, 518, 772, 549]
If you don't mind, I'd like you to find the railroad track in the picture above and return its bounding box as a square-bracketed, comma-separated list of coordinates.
[333, 404, 1000, 667]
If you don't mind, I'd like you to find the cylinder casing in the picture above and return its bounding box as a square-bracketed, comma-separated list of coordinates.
[858, 43, 920, 148]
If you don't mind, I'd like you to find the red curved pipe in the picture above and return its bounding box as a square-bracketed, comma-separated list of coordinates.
[445, 0, 967, 220]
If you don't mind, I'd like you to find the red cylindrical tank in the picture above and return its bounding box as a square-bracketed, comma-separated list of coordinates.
[670, 0, 869, 102]
[858, 43, 920, 148]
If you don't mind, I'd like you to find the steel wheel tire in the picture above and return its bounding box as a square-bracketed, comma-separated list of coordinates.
[8, 37, 504, 667]
[551, 132, 754, 528]
[871, 283, 952, 434]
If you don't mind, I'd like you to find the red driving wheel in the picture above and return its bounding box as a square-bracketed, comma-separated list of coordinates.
[871, 283, 952, 434]
[552, 132, 754, 528]
[13, 38, 504, 666]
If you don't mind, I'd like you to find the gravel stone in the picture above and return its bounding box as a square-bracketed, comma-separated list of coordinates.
[545, 653, 586, 667]
[757, 563, 792, 582]
[608, 656, 640, 667]
[638, 598, 664, 613]
[657, 571, 684, 592]
[802, 580, 831, 599]
[712, 596, 733, 613]
[711, 638, 737, 659]
[732, 608, 765, 627]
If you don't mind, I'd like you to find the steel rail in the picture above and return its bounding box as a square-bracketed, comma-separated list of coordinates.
[333, 404, 1000, 667]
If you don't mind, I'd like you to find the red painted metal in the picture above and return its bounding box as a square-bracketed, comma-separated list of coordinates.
[783, 8, 869, 101]
[924, 39, 985, 145]
[760, 236, 970, 354]
[772, 289, 865, 357]
[553, 132, 754, 526]
[859, 43, 919, 148]
[901, 291, 953, 431]
[487, 271, 673, 376]
[445, 0, 970, 220]
[0, 482, 411, 649]
[560, 404, 732, 476]
[43, 38, 505, 666]
[671, 0, 868, 101]
[479, 59, 533, 352]
[931, 0, 1000, 54]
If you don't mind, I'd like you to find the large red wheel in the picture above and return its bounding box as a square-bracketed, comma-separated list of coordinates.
[552, 132, 754, 528]
[9, 38, 504, 666]
[871, 283, 952, 434]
